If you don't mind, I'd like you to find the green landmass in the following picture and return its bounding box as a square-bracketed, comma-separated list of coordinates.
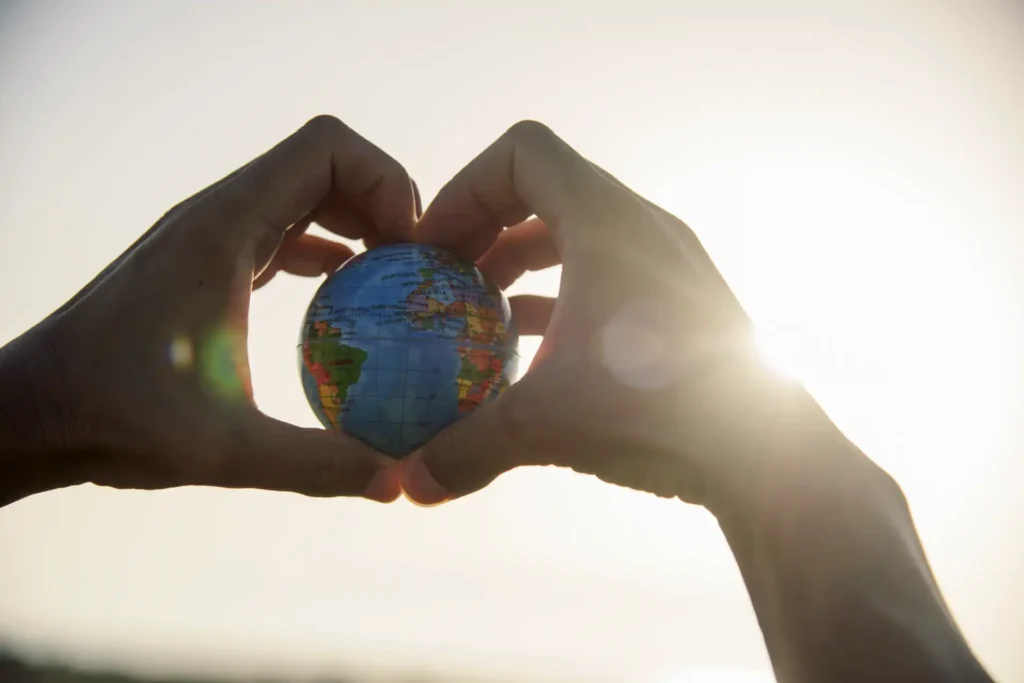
[304, 320, 369, 415]
[310, 342, 368, 398]
[458, 354, 496, 384]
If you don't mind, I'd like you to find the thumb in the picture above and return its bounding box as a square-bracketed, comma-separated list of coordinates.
[218, 410, 402, 502]
[400, 382, 549, 505]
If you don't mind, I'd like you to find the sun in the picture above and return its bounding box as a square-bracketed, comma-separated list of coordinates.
[754, 325, 804, 381]
[647, 145, 1014, 536]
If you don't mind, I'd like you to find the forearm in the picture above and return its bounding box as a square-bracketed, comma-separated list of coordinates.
[0, 330, 82, 505]
[716, 443, 993, 683]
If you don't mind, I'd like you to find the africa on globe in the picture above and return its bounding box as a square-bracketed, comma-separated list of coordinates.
[298, 243, 519, 457]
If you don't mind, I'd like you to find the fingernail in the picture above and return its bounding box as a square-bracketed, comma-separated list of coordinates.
[401, 457, 450, 506]
[362, 468, 401, 503]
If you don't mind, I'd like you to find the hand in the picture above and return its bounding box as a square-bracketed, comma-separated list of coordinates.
[2, 116, 418, 505]
[402, 121, 872, 514]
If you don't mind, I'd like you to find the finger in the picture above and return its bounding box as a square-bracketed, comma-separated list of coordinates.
[401, 386, 536, 505]
[411, 177, 423, 218]
[400, 369, 589, 504]
[403, 398, 698, 506]
[402, 364, 692, 505]
[217, 115, 418, 243]
[508, 295, 555, 336]
[252, 234, 355, 290]
[416, 120, 631, 260]
[252, 215, 310, 289]
[476, 217, 561, 290]
[362, 231, 399, 250]
[221, 410, 402, 502]
[311, 194, 377, 241]
[252, 216, 312, 289]
[311, 195, 404, 250]
[277, 234, 355, 275]
[401, 363, 603, 505]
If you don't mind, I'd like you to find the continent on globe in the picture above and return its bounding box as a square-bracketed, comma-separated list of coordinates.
[298, 243, 519, 457]
[300, 320, 368, 431]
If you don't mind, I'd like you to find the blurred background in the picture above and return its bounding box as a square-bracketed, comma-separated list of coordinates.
[0, 1, 1021, 682]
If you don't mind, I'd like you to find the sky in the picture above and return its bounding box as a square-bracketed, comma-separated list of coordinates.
[0, 1, 1022, 682]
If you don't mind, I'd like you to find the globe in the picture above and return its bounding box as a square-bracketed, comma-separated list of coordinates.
[298, 242, 520, 457]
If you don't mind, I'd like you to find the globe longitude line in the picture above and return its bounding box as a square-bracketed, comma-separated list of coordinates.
[309, 246, 513, 455]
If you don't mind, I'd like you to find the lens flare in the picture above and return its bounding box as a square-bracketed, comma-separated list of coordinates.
[197, 326, 252, 401]
[600, 300, 675, 391]
[168, 334, 194, 371]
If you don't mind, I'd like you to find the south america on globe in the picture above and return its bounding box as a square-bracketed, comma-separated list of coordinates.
[298, 243, 520, 457]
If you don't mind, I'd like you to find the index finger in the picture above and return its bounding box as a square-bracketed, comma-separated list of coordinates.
[415, 121, 627, 261]
[224, 115, 418, 242]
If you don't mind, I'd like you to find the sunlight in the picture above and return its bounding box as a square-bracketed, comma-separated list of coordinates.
[653, 145, 1014, 534]
[754, 326, 803, 381]
[2, 3, 1020, 681]
[508, 143, 1015, 553]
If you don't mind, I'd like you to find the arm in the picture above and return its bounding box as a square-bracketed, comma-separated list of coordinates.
[0, 116, 414, 508]
[0, 328, 83, 506]
[717, 435, 994, 683]
[396, 121, 998, 683]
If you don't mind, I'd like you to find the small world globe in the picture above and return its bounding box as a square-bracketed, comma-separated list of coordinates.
[298, 242, 520, 457]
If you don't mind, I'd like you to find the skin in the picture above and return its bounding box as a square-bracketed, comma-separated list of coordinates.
[0, 117, 997, 683]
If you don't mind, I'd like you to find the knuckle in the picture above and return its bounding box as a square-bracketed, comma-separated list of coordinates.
[502, 120, 638, 237]
[593, 182, 644, 226]
[379, 154, 411, 184]
[505, 119, 560, 151]
[565, 179, 647, 251]
[301, 114, 351, 144]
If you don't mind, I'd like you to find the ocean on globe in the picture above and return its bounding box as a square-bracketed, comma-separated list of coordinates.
[298, 243, 520, 457]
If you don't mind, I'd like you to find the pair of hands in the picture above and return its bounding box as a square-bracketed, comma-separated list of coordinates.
[3, 116, 850, 515]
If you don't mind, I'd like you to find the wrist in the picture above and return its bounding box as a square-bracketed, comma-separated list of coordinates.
[676, 345, 865, 517]
[715, 440, 909, 578]
[716, 441, 989, 682]
[0, 323, 86, 505]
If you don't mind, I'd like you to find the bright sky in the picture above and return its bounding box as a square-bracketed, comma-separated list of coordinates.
[0, 2, 1021, 682]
